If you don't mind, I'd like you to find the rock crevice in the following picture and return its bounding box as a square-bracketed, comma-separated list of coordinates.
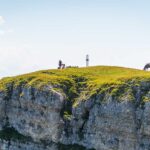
[0, 80, 150, 150]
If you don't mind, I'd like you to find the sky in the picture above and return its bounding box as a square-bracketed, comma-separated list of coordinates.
[0, 0, 150, 77]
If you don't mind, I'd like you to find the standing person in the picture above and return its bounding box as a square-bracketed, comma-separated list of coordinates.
[58, 60, 62, 69]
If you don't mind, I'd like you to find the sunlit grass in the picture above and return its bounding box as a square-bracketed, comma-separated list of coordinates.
[0, 66, 150, 103]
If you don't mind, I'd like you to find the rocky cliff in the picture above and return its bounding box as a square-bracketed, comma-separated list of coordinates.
[0, 66, 150, 150]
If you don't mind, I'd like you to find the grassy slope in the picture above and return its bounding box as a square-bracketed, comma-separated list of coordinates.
[0, 66, 150, 104]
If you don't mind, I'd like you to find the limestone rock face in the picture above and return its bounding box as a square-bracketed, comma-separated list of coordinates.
[0, 82, 150, 150]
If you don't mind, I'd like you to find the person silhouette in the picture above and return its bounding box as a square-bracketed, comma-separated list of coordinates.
[143, 63, 150, 70]
[58, 60, 62, 69]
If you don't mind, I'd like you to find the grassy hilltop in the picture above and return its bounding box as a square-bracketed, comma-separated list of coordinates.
[0, 66, 150, 104]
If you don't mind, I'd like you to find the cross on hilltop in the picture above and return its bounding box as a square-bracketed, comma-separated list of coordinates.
[57, 55, 90, 69]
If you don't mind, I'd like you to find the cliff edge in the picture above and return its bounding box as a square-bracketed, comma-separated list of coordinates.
[0, 66, 150, 150]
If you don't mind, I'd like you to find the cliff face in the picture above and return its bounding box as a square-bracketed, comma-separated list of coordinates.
[0, 82, 150, 150]
[0, 66, 150, 150]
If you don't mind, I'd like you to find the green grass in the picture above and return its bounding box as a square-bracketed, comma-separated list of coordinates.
[0, 66, 150, 105]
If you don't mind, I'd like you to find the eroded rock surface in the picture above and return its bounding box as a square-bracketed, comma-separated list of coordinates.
[0, 82, 150, 150]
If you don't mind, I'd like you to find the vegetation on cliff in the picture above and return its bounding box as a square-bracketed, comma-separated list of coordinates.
[0, 66, 149, 148]
[0, 66, 150, 105]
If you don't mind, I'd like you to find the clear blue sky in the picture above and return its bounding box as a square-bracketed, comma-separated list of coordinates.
[0, 0, 150, 77]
